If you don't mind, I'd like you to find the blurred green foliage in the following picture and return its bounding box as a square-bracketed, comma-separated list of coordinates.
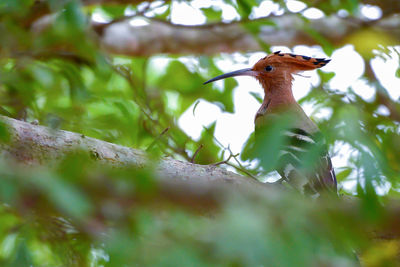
[0, 0, 400, 266]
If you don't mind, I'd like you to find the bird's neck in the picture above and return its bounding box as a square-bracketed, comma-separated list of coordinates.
[256, 82, 297, 118]
[265, 84, 296, 110]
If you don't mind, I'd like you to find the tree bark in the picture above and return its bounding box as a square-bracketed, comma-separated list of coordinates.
[30, 12, 400, 57]
[0, 115, 267, 189]
[97, 14, 400, 56]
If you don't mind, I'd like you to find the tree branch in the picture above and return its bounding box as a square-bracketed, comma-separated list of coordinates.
[96, 14, 400, 56]
[29, 5, 400, 57]
[0, 115, 269, 189]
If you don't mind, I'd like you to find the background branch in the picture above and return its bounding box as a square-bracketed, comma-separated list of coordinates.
[28, 12, 400, 56]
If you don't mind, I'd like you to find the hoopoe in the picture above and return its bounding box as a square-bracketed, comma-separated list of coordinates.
[204, 51, 337, 195]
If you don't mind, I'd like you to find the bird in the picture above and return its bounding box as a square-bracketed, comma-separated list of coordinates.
[203, 51, 337, 196]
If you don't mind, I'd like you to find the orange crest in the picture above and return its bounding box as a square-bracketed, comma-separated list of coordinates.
[253, 51, 330, 73]
[203, 51, 331, 86]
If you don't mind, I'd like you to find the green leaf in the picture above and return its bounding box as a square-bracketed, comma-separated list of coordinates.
[395, 68, 400, 79]
[236, 0, 253, 17]
[157, 60, 203, 95]
[303, 26, 334, 56]
[318, 70, 335, 83]
[201, 7, 222, 22]
[335, 167, 353, 182]
[195, 122, 220, 164]
[0, 121, 10, 142]
[249, 92, 263, 103]
[343, 0, 359, 14]
[100, 5, 127, 19]
[154, 4, 171, 20]
[32, 173, 93, 219]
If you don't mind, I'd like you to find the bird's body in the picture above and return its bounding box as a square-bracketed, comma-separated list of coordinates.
[204, 51, 337, 195]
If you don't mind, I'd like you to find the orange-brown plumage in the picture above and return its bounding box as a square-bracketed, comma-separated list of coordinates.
[250, 51, 331, 119]
[204, 52, 336, 195]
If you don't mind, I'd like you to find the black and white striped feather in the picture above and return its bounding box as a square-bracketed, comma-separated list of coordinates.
[277, 128, 337, 195]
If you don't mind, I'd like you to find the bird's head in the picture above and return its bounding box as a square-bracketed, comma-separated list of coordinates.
[204, 51, 330, 91]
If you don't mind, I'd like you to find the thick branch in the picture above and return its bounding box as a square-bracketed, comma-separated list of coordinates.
[29, 7, 400, 57]
[0, 115, 267, 189]
[97, 15, 400, 56]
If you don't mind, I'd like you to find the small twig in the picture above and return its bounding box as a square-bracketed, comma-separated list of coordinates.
[190, 144, 204, 163]
[225, 147, 259, 180]
[202, 125, 260, 180]
[202, 125, 225, 148]
[211, 152, 239, 167]
[225, 162, 259, 181]
[146, 126, 170, 151]
[113, 65, 192, 161]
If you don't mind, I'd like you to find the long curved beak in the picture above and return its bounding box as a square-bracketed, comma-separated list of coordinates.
[203, 68, 257, 85]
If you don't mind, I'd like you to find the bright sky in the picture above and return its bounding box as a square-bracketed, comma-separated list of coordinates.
[93, 0, 400, 193]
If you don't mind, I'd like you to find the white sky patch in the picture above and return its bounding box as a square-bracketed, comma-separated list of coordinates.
[351, 79, 376, 101]
[313, 107, 333, 120]
[376, 105, 390, 116]
[91, 9, 112, 23]
[178, 100, 222, 140]
[191, 0, 241, 22]
[170, 2, 206, 25]
[371, 48, 400, 100]
[250, 1, 279, 19]
[327, 45, 365, 92]
[374, 180, 391, 195]
[292, 74, 315, 100]
[341, 179, 357, 193]
[301, 102, 316, 119]
[191, 0, 213, 9]
[331, 142, 359, 193]
[148, 56, 171, 76]
[178, 56, 200, 73]
[165, 91, 179, 111]
[214, 54, 248, 72]
[270, 46, 291, 54]
[360, 4, 382, 20]
[332, 142, 355, 169]
[231, 52, 252, 64]
[214, 78, 262, 153]
[248, 52, 268, 65]
[129, 18, 149, 27]
[286, 0, 307, 13]
[337, 9, 349, 17]
[142, 1, 169, 17]
[302, 7, 324, 19]
[220, 4, 241, 21]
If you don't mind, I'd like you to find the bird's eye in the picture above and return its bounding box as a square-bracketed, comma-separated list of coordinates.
[265, 65, 274, 72]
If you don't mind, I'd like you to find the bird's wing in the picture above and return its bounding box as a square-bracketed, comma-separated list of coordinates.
[254, 103, 337, 194]
[278, 128, 337, 194]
